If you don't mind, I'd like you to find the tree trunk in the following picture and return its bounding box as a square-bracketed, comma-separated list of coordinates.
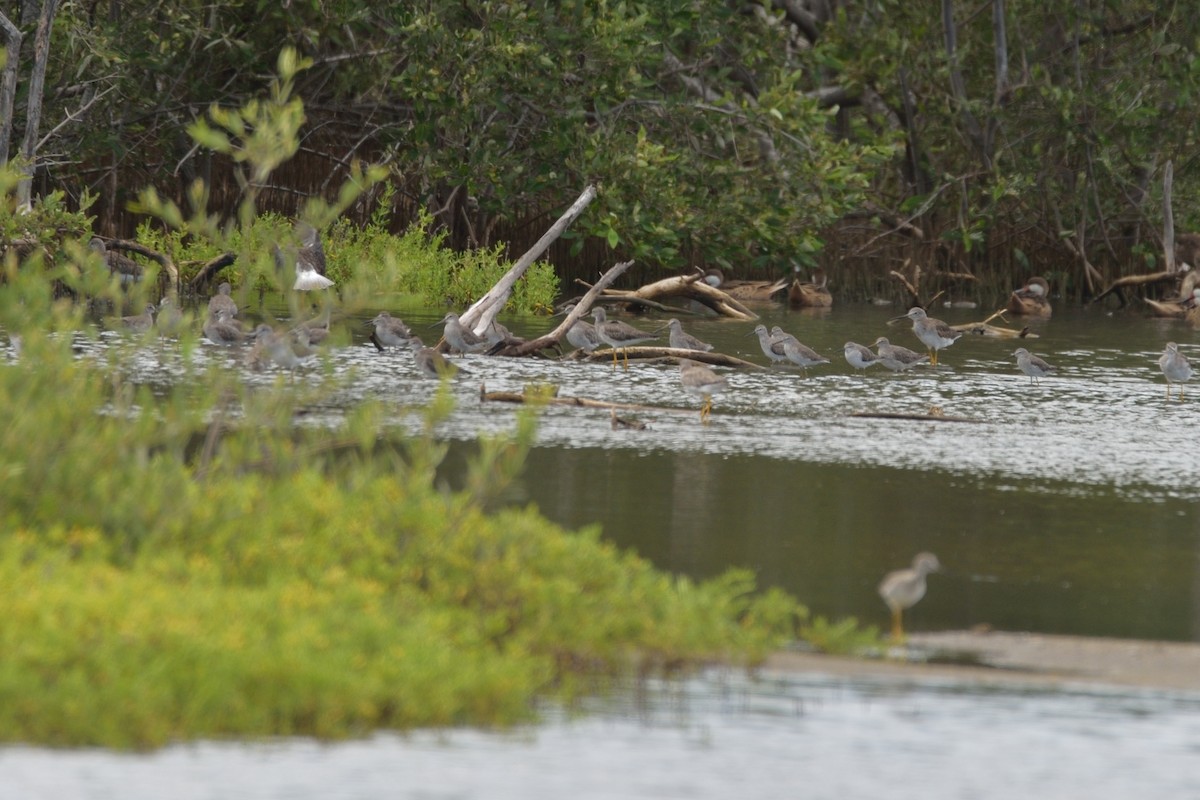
[1163, 160, 1175, 270]
[15, 0, 62, 208]
[0, 11, 22, 167]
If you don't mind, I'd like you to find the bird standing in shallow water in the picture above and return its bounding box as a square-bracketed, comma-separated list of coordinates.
[771, 326, 828, 375]
[203, 308, 250, 345]
[208, 281, 238, 318]
[409, 336, 466, 379]
[120, 303, 157, 333]
[591, 307, 656, 368]
[891, 307, 962, 366]
[665, 318, 714, 352]
[843, 341, 878, 371]
[872, 337, 929, 372]
[275, 223, 334, 291]
[679, 358, 728, 423]
[1013, 347, 1055, 385]
[438, 312, 490, 355]
[749, 324, 789, 365]
[367, 311, 412, 350]
[878, 552, 941, 643]
[1159, 342, 1192, 401]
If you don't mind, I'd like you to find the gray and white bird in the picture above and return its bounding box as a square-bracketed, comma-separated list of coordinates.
[591, 307, 656, 367]
[409, 336, 467, 379]
[843, 341, 879, 371]
[90, 237, 143, 285]
[207, 281, 238, 318]
[248, 324, 306, 371]
[203, 308, 250, 345]
[275, 223, 334, 291]
[772, 326, 829, 375]
[367, 311, 412, 350]
[438, 312, 490, 355]
[120, 303, 157, 333]
[1013, 347, 1055, 385]
[872, 336, 930, 372]
[1159, 342, 1193, 401]
[890, 307, 962, 366]
[679, 358, 728, 423]
[665, 318, 714, 352]
[748, 324, 789, 365]
[560, 306, 603, 353]
[878, 552, 941, 642]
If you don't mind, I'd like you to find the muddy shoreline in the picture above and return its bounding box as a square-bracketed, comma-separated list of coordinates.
[764, 630, 1200, 693]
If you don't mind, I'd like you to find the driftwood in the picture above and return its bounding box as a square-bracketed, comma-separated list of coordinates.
[480, 384, 694, 415]
[495, 259, 635, 357]
[578, 345, 763, 369]
[189, 253, 238, 289]
[460, 184, 597, 337]
[575, 271, 759, 320]
[850, 411, 982, 424]
[104, 238, 179, 287]
[950, 308, 1038, 338]
[1090, 270, 1178, 308]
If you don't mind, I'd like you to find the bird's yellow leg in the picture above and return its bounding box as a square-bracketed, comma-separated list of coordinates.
[890, 609, 905, 643]
[930, 350, 938, 366]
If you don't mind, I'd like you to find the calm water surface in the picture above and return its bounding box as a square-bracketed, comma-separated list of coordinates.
[13, 297, 1200, 796]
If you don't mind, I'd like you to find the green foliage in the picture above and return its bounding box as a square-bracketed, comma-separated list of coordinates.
[800, 615, 884, 656]
[0, 63, 841, 750]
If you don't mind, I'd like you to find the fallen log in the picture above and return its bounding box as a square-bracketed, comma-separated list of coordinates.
[479, 384, 693, 415]
[1090, 270, 1179, 308]
[576, 271, 759, 320]
[578, 345, 763, 369]
[950, 308, 1039, 338]
[850, 410, 981, 423]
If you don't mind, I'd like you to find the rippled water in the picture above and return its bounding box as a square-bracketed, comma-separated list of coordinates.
[6, 668, 1200, 799]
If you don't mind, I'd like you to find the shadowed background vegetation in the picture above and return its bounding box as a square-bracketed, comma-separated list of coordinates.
[4, 0, 1198, 301]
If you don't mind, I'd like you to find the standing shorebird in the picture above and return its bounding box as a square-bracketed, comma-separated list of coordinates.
[665, 318, 714, 352]
[120, 303, 157, 333]
[843, 341, 879, 372]
[771, 326, 829, 375]
[878, 552, 941, 643]
[438, 312, 490, 355]
[90, 237, 143, 285]
[561, 308, 603, 354]
[275, 222, 335, 291]
[891, 307, 962, 366]
[679, 358, 728, 423]
[367, 311, 412, 350]
[208, 281, 238, 319]
[408, 336, 466, 379]
[748, 324, 789, 365]
[1159, 342, 1192, 401]
[591, 307, 656, 368]
[203, 308, 250, 345]
[872, 336, 930, 372]
[1013, 347, 1055, 385]
[248, 324, 305, 372]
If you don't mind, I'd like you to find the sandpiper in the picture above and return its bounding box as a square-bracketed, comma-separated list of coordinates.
[872, 336, 930, 371]
[591, 307, 656, 367]
[90, 237, 143, 285]
[891, 307, 962, 366]
[1013, 347, 1055, 385]
[748, 324, 789, 365]
[771, 326, 828, 375]
[293, 306, 332, 345]
[843, 341, 879, 371]
[249, 324, 305, 371]
[558, 305, 602, 353]
[665, 318, 714, 352]
[156, 297, 184, 337]
[409, 336, 466, 379]
[121, 303, 157, 333]
[203, 308, 250, 345]
[367, 311, 412, 350]
[679, 358, 728, 423]
[1159, 342, 1192, 401]
[878, 552, 941, 643]
[438, 312, 490, 355]
[208, 281, 238, 318]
